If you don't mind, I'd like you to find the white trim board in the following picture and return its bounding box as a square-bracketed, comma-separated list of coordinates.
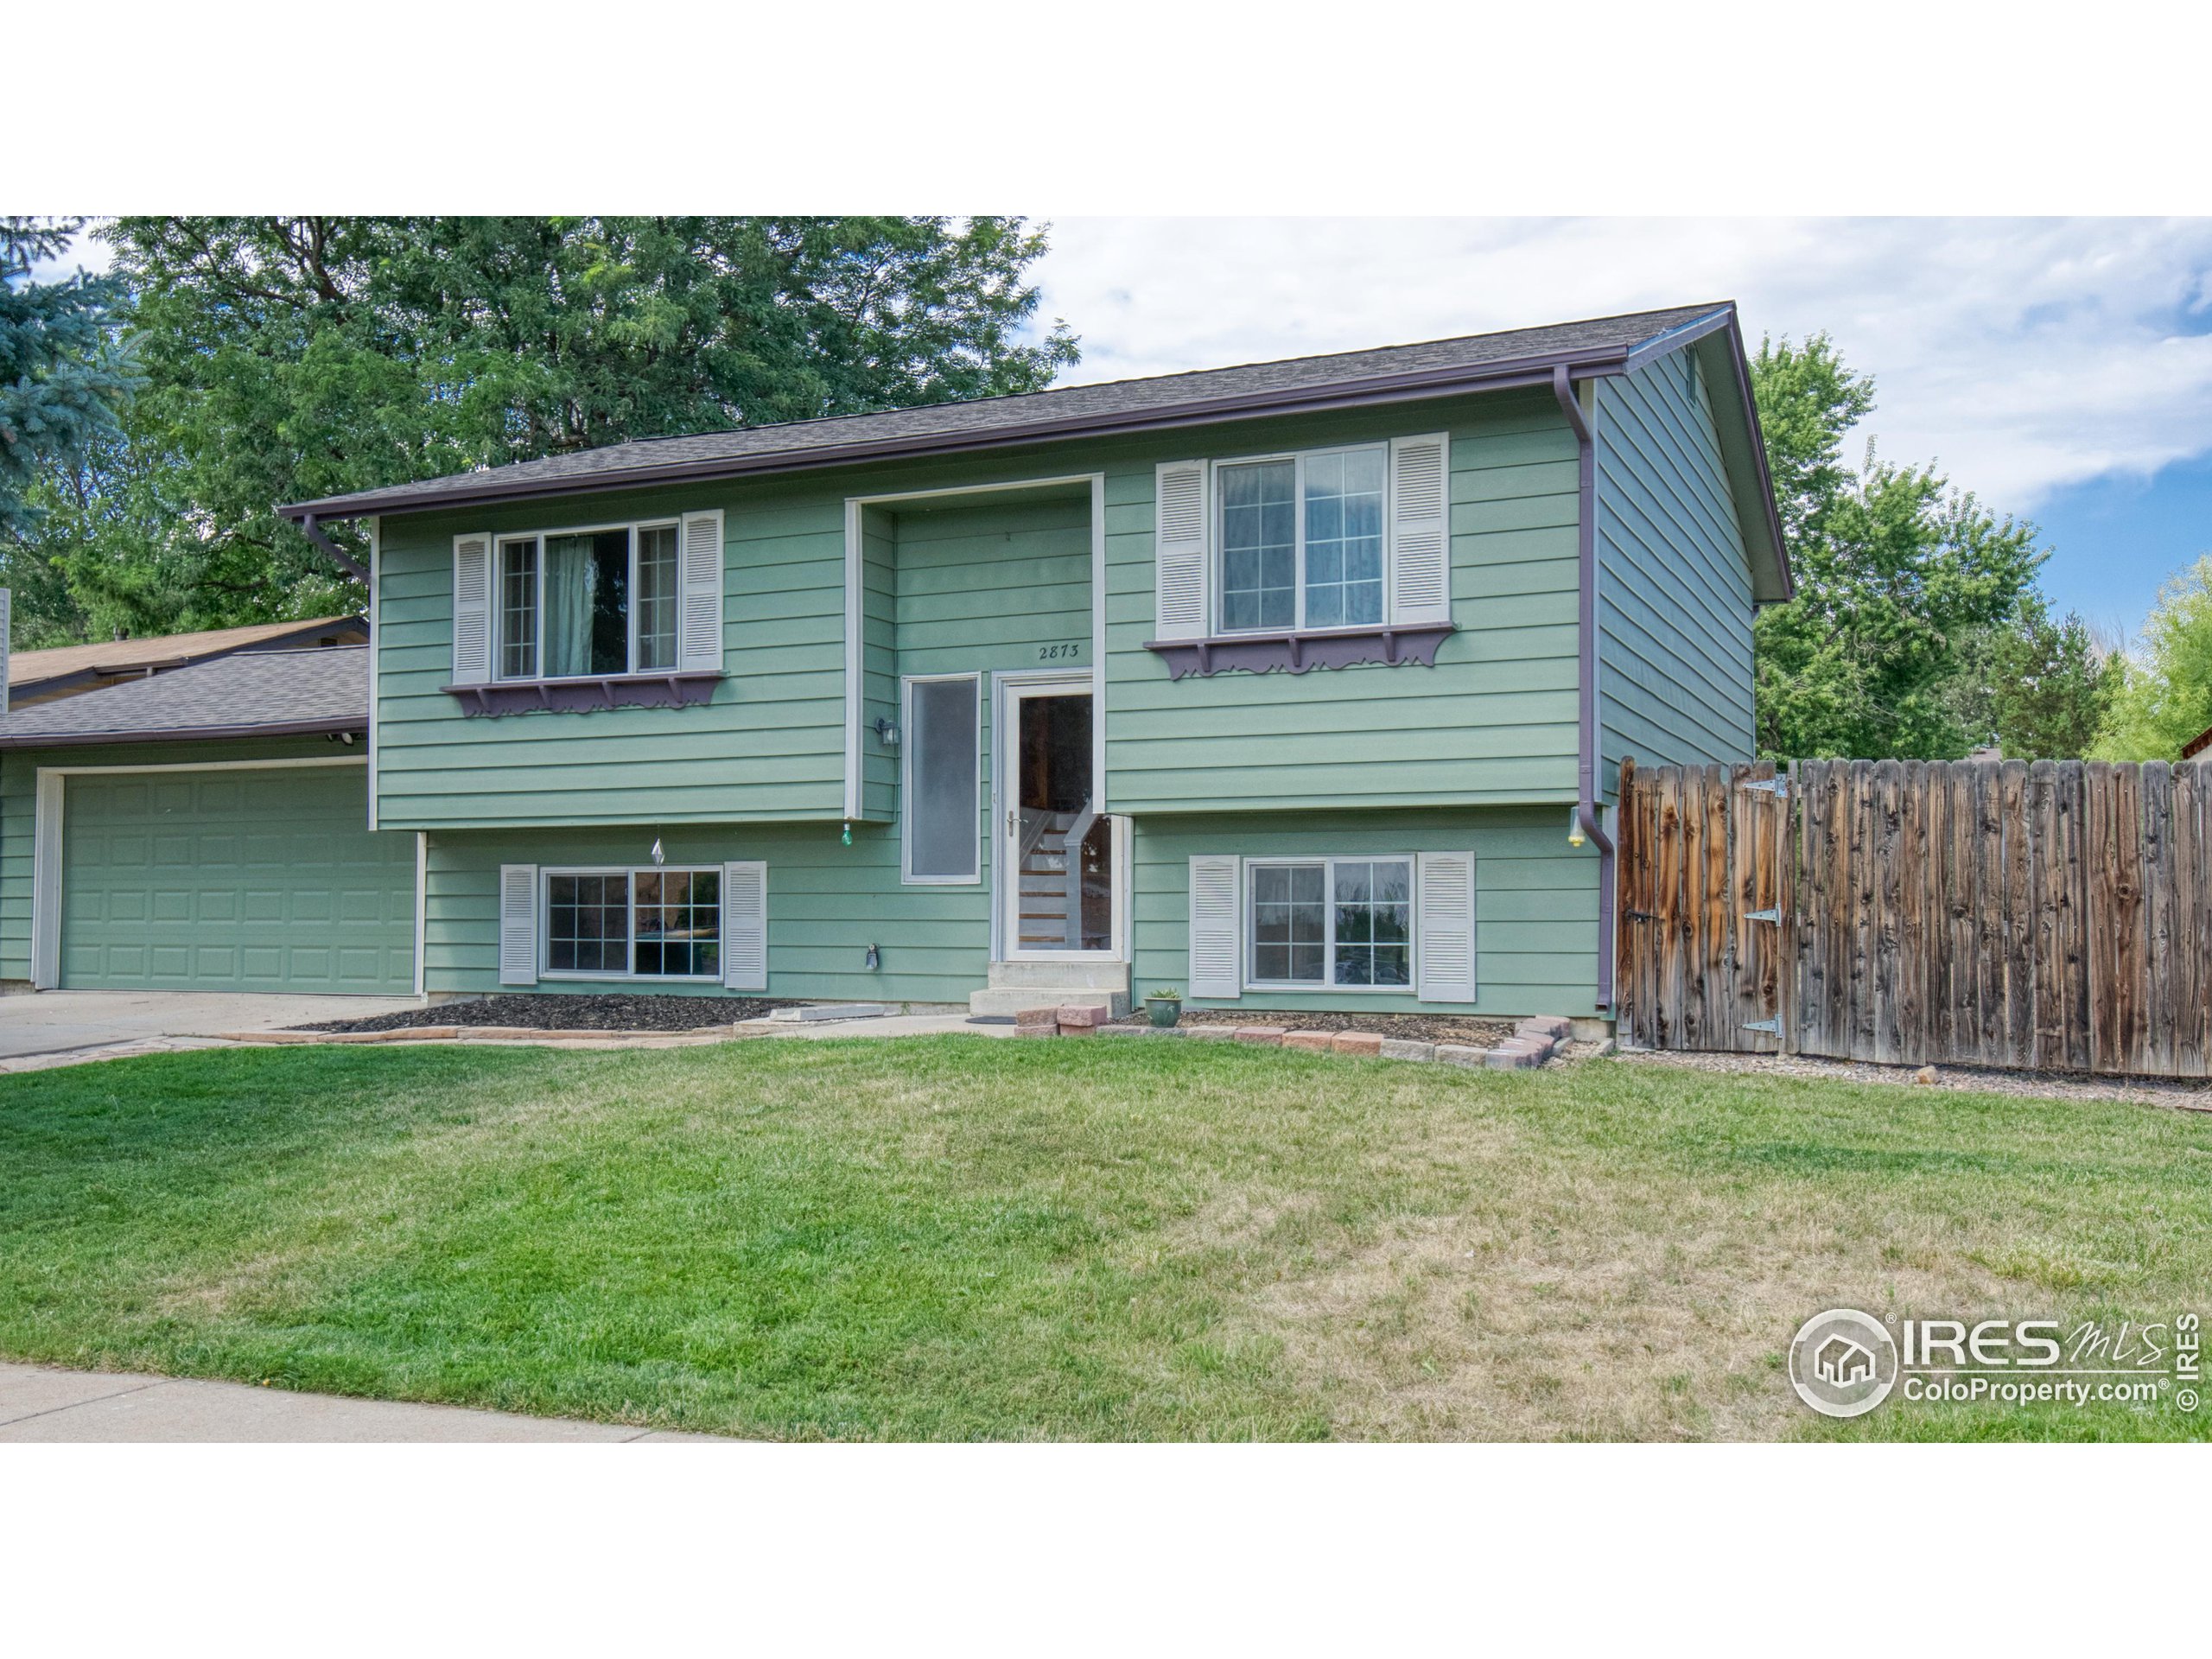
[367, 514, 381, 831]
[842, 469, 1106, 825]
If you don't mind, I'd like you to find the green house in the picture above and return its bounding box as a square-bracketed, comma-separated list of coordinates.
[1, 302, 1788, 1020]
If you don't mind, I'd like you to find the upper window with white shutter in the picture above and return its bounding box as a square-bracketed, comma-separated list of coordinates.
[1148, 432, 1453, 678]
[448, 508, 725, 713]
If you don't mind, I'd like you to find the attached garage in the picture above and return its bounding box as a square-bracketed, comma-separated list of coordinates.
[58, 762, 412, 993]
[1, 644, 419, 997]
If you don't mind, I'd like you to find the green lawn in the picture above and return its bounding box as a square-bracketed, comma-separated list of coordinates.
[2, 1036, 2206, 1440]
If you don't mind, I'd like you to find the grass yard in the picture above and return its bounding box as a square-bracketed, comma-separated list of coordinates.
[2, 1036, 2207, 1441]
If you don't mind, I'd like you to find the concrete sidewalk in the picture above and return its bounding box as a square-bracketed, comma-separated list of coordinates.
[0, 989, 423, 1065]
[0, 1361, 723, 1443]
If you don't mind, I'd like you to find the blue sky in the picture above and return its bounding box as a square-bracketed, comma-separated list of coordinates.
[38, 218, 2212, 637]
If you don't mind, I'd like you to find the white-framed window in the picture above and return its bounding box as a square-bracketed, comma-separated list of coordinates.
[494, 519, 683, 681]
[542, 866, 721, 980]
[1217, 443, 1388, 633]
[901, 671, 982, 884]
[1246, 855, 1413, 989]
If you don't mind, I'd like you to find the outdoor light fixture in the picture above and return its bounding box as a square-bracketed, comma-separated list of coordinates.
[1567, 804, 1586, 849]
[874, 716, 900, 747]
[864, 944, 880, 970]
[842, 821, 853, 847]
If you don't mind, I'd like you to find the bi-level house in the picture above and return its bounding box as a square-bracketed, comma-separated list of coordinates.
[0, 304, 1786, 1020]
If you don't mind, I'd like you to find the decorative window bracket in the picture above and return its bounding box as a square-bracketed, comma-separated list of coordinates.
[443, 671, 724, 715]
[1143, 623, 1453, 681]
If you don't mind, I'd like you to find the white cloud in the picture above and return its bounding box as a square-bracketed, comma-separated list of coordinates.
[1029, 217, 2212, 513]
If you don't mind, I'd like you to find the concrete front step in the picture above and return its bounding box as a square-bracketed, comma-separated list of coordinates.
[969, 986, 1130, 1018]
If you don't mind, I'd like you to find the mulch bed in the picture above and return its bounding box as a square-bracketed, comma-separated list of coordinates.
[296, 993, 796, 1033]
[1111, 1009, 1518, 1045]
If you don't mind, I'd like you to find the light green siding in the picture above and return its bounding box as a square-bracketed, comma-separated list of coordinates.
[1595, 347, 1758, 793]
[0, 739, 412, 991]
[425, 821, 982, 1004]
[1130, 809, 1601, 1018]
[374, 477, 853, 829]
[1103, 391, 1583, 815]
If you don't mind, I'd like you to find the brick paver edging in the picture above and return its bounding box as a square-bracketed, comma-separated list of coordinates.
[1040, 1008, 1573, 1070]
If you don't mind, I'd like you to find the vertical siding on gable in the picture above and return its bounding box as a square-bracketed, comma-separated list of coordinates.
[1103, 391, 1584, 814]
[1594, 348, 1758, 792]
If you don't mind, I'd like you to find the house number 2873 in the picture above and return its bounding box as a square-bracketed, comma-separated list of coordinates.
[1037, 643, 1081, 660]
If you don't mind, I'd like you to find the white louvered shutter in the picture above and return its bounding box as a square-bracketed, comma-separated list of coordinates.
[499, 864, 538, 986]
[0, 586, 12, 715]
[721, 860, 768, 991]
[1154, 460, 1211, 641]
[1187, 855, 1242, 999]
[678, 510, 725, 673]
[453, 532, 493, 684]
[1414, 850, 1477, 1004]
[1389, 434, 1452, 626]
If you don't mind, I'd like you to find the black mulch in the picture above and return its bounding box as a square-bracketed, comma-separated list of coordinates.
[1110, 1009, 1518, 1045]
[295, 993, 798, 1033]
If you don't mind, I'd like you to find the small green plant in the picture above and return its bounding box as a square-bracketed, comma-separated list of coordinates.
[1147, 987, 1183, 1002]
[1144, 987, 1183, 1029]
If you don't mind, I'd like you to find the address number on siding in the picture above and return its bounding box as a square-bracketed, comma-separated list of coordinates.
[1037, 643, 1082, 661]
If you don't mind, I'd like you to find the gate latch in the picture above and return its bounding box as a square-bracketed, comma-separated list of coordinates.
[1742, 1017, 1782, 1034]
[1743, 776, 1790, 801]
[1742, 906, 1782, 925]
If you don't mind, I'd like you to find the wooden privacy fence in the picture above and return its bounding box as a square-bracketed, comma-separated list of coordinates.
[1616, 757, 2212, 1078]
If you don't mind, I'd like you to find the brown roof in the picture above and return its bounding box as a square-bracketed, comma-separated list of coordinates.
[2184, 725, 2212, 760]
[10, 616, 363, 690]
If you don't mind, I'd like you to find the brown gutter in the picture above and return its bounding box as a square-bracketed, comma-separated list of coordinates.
[0, 719, 364, 752]
[1551, 363, 1617, 1011]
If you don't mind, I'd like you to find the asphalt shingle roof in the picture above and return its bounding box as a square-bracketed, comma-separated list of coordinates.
[0, 646, 367, 747]
[7, 615, 363, 690]
[285, 303, 1731, 518]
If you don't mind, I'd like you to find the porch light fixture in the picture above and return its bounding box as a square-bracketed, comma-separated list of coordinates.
[864, 944, 880, 970]
[874, 716, 900, 747]
[1567, 804, 1586, 849]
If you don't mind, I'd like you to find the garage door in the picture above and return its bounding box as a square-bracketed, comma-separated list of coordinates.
[60, 763, 415, 994]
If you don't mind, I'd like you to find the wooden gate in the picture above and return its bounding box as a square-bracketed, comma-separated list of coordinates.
[1615, 757, 2212, 1079]
[1614, 760, 1789, 1053]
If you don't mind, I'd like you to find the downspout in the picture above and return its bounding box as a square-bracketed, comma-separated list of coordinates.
[1551, 365, 1616, 1009]
[296, 512, 369, 582]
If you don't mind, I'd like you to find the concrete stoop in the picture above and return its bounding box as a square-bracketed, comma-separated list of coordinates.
[969, 958, 1131, 1020]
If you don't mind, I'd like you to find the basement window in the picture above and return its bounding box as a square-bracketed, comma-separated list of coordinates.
[1247, 856, 1412, 989]
[544, 867, 721, 980]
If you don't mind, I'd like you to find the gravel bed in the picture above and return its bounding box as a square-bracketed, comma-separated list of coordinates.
[296, 993, 796, 1033]
[1113, 1009, 1517, 1045]
[1611, 1046, 2212, 1110]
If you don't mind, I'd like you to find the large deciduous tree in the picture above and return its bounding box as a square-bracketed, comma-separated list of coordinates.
[18, 216, 1077, 642]
[2094, 556, 2212, 760]
[1747, 334, 2100, 759]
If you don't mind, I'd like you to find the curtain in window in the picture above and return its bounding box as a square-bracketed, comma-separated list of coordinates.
[543, 534, 596, 677]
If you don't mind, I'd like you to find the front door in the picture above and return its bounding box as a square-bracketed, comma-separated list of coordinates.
[998, 678, 1116, 959]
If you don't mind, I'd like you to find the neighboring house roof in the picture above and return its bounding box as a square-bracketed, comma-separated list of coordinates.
[0, 645, 368, 749]
[278, 304, 1788, 599]
[2185, 724, 2212, 760]
[7, 614, 366, 709]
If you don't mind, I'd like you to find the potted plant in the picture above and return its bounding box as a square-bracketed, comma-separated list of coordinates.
[1144, 987, 1183, 1028]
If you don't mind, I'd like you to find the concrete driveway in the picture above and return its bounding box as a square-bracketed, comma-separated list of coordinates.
[0, 988, 423, 1062]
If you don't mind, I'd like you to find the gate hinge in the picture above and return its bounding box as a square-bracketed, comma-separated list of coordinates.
[1743, 776, 1790, 800]
[1742, 1017, 1782, 1034]
[1742, 906, 1782, 925]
